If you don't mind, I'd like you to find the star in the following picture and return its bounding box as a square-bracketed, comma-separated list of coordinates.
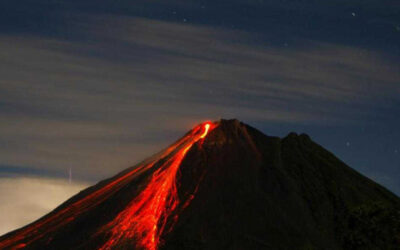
[346, 142, 351, 147]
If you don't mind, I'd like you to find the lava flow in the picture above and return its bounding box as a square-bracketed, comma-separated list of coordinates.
[98, 122, 215, 250]
[0, 122, 215, 250]
[0, 137, 186, 249]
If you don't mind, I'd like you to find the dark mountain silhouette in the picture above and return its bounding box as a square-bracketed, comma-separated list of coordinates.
[1, 119, 399, 250]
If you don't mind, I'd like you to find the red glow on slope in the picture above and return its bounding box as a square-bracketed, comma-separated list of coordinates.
[0, 163, 153, 249]
[200, 123, 211, 138]
[0, 122, 216, 250]
[98, 122, 215, 250]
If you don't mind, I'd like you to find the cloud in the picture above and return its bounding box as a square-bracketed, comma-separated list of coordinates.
[0, 15, 399, 180]
[0, 176, 88, 236]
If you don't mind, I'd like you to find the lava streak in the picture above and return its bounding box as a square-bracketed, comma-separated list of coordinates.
[0, 138, 184, 249]
[98, 122, 215, 250]
[0, 122, 216, 250]
[200, 123, 210, 138]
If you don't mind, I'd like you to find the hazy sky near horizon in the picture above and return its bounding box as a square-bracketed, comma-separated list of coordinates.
[0, 0, 400, 234]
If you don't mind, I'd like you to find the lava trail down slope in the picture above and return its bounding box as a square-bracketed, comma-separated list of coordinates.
[1, 119, 400, 250]
[0, 122, 216, 250]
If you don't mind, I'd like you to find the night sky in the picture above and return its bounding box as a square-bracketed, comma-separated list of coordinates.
[0, 0, 399, 234]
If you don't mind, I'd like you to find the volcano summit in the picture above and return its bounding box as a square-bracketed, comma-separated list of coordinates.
[1, 119, 399, 250]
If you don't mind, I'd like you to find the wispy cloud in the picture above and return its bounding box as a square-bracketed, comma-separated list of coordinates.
[0, 15, 399, 179]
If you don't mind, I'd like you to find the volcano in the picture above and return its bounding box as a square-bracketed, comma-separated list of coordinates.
[1, 119, 399, 250]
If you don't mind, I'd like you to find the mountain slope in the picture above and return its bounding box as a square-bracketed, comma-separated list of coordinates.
[1, 119, 399, 250]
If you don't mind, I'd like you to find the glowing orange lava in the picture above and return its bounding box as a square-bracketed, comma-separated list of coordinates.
[200, 123, 210, 138]
[0, 122, 216, 250]
[98, 122, 215, 250]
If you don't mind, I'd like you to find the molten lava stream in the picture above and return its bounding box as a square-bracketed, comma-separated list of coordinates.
[0, 126, 196, 249]
[99, 122, 214, 250]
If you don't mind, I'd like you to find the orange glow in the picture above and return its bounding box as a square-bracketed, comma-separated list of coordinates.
[0, 122, 216, 250]
[98, 122, 216, 250]
[200, 123, 211, 138]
